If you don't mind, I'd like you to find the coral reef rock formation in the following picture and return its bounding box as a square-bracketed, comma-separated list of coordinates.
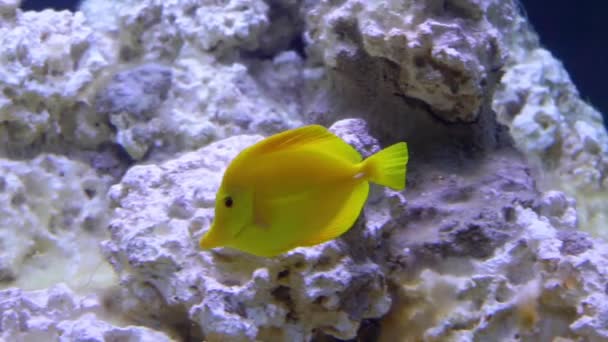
[0, 7, 115, 155]
[0, 154, 115, 291]
[0, 0, 607, 340]
[80, 0, 306, 160]
[104, 121, 394, 340]
[95, 63, 173, 159]
[304, 0, 510, 122]
[493, 19, 608, 238]
[0, 284, 172, 341]
[379, 206, 608, 341]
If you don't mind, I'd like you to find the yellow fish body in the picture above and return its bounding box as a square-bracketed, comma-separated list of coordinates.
[199, 125, 409, 257]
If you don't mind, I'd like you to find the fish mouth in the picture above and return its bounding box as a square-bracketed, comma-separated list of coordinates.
[199, 222, 225, 249]
[199, 220, 249, 250]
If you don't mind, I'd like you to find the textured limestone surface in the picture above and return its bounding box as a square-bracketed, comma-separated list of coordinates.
[112, 0, 269, 61]
[103, 121, 393, 341]
[0, 154, 115, 291]
[81, 0, 305, 160]
[103, 116, 608, 341]
[0, 153, 168, 340]
[0, 0, 303, 162]
[380, 206, 608, 342]
[303, 0, 608, 237]
[0, 0, 607, 340]
[80, 0, 305, 61]
[0, 6, 116, 155]
[92, 50, 304, 161]
[304, 0, 510, 123]
[0, 284, 172, 341]
[493, 20, 608, 238]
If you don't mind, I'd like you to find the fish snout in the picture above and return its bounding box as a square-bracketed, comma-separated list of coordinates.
[199, 222, 225, 249]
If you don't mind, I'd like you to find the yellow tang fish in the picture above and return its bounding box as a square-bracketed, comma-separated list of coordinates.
[199, 125, 409, 257]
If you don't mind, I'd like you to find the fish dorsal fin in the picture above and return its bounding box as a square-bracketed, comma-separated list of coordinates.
[246, 125, 361, 163]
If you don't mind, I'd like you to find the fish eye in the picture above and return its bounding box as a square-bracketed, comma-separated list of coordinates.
[224, 196, 233, 208]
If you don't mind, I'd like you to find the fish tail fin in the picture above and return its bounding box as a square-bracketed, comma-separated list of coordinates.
[362, 142, 409, 190]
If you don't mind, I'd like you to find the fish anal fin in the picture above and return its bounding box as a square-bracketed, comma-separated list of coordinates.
[300, 182, 370, 247]
[246, 125, 362, 163]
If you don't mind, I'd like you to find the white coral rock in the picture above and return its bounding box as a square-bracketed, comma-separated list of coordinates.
[0, 284, 171, 341]
[0, 9, 115, 151]
[104, 123, 392, 340]
[0, 155, 115, 292]
[305, 0, 511, 122]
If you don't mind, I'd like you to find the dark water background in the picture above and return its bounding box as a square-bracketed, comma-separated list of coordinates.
[20, 0, 608, 128]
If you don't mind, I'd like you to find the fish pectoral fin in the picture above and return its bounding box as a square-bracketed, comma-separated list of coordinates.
[254, 215, 270, 230]
[253, 205, 270, 230]
[253, 191, 272, 230]
[300, 182, 370, 247]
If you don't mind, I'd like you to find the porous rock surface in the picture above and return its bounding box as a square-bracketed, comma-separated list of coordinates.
[303, 0, 608, 240]
[380, 206, 608, 342]
[304, 0, 511, 122]
[493, 18, 608, 238]
[0, 284, 172, 341]
[104, 116, 608, 341]
[114, 0, 269, 61]
[0, 152, 165, 339]
[103, 121, 392, 341]
[0, 154, 114, 291]
[92, 50, 303, 160]
[0, 5, 116, 155]
[0, 0, 303, 161]
[0, 0, 606, 340]
[84, 0, 306, 159]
